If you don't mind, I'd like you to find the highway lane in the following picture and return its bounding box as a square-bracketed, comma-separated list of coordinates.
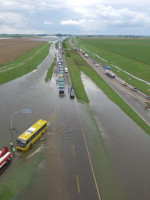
[48, 52, 102, 200]
[17, 78, 102, 200]
[52, 93, 101, 200]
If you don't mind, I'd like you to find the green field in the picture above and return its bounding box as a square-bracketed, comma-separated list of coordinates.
[73, 37, 150, 95]
[80, 38, 150, 65]
[0, 42, 51, 85]
[64, 39, 150, 135]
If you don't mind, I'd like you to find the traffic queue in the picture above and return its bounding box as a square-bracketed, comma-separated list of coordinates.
[57, 42, 75, 99]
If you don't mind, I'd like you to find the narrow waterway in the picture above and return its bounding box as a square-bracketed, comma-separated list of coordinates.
[82, 73, 150, 200]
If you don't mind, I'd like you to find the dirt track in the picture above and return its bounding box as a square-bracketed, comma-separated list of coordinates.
[0, 38, 44, 65]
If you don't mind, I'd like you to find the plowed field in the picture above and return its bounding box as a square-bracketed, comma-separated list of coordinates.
[0, 38, 44, 65]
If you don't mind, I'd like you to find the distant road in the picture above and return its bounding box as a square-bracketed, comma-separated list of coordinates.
[70, 40, 150, 126]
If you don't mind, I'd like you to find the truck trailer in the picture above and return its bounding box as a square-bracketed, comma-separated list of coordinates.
[105, 70, 115, 78]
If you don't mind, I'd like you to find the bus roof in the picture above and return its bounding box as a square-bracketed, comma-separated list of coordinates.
[18, 119, 47, 141]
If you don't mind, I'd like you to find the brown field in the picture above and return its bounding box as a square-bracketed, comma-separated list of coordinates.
[0, 38, 44, 65]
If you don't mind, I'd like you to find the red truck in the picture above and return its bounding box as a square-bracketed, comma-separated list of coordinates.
[0, 147, 12, 168]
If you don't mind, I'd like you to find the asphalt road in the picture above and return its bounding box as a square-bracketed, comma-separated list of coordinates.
[51, 49, 102, 200]
[71, 41, 150, 126]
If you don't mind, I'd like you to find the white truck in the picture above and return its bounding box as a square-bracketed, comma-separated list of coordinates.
[105, 70, 115, 78]
[85, 54, 89, 58]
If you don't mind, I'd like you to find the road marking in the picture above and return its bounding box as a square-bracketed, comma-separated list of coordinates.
[72, 145, 75, 156]
[75, 100, 102, 200]
[76, 174, 80, 194]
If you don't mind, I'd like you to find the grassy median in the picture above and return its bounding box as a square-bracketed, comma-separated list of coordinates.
[0, 42, 51, 85]
[45, 56, 56, 82]
[64, 39, 150, 135]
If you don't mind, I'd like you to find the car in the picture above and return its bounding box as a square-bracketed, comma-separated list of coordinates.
[65, 68, 68, 73]
[58, 60, 62, 64]
[146, 96, 150, 100]
[70, 87, 75, 99]
[131, 87, 137, 92]
[70, 90, 75, 99]
[122, 82, 127, 86]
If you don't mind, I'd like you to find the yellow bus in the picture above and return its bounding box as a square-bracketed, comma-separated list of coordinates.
[17, 119, 48, 151]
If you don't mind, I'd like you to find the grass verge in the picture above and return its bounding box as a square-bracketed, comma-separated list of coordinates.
[45, 56, 56, 82]
[0, 42, 51, 85]
[64, 39, 150, 135]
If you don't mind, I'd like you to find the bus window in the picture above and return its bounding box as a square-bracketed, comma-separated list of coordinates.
[17, 139, 27, 148]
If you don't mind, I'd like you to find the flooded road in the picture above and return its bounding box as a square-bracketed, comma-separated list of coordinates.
[82, 73, 150, 200]
[0, 43, 102, 200]
[1, 42, 150, 200]
[0, 42, 57, 147]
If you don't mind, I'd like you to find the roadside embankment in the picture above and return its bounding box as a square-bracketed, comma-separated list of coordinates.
[45, 56, 56, 82]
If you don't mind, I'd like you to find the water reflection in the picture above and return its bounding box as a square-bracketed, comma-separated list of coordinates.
[82, 73, 150, 200]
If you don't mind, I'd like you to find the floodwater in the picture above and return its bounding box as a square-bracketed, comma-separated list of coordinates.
[1, 42, 150, 200]
[0, 43, 104, 200]
[0, 42, 57, 147]
[82, 73, 150, 200]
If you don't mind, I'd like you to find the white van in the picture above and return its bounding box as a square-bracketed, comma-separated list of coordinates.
[85, 54, 89, 58]
[65, 68, 68, 73]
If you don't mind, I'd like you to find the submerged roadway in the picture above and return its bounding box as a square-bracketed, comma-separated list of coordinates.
[0, 41, 102, 200]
